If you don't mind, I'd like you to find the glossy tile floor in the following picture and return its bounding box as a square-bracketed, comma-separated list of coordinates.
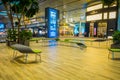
[0, 40, 120, 80]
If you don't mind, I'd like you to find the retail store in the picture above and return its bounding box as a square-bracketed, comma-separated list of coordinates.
[85, 1, 117, 38]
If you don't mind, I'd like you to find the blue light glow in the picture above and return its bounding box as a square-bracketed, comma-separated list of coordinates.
[0, 23, 5, 32]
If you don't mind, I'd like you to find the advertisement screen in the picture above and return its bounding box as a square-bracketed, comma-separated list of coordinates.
[45, 7, 59, 38]
[74, 24, 79, 36]
[0, 23, 5, 32]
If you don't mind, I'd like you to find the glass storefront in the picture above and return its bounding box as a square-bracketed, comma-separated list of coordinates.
[97, 22, 107, 38]
[59, 25, 73, 37]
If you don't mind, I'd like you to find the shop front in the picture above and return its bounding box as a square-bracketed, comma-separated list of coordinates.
[59, 24, 73, 37]
[85, 1, 117, 38]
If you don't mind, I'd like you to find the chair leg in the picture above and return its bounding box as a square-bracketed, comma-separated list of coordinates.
[14, 51, 17, 58]
[108, 51, 110, 59]
[13, 50, 17, 59]
[39, 54, 41, 62]
[37, 53, 41, 62]
[35, 54, 37, 61]
[25, 53, 28, 63]
[13, 50, 15, 58]
[112, 52, 114, 60]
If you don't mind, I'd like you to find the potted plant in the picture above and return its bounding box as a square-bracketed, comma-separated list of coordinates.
[19, 30, 32, 46]
[55, 38, 60, 41]
[111, 31, 120, 48]
[6, 29, 17, 46]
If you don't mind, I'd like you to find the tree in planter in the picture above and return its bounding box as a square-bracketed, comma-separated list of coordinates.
[19, 30, 32, 46]
[111, 31, 120, 48]
[12, 0, 39, 43]
[112, 31, 120, 44]
[6, 29, 17, 46]
[1, 0, 39, 43]
[7, 29, 17, 42]
[1, 0, 15, 30]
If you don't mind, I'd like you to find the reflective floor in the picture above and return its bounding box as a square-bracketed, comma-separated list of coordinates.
[0, 39, 120, 80]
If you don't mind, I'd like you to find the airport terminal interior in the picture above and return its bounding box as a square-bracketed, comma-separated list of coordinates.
[0, 0, 120, 80]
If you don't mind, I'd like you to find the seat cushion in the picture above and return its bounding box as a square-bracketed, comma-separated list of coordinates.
[33, 50, 42, 53]
[11, 44, 42, 54]
[108, 48, 120, 52]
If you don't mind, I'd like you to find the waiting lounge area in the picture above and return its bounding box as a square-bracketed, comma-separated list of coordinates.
[0, 0, 120, 80]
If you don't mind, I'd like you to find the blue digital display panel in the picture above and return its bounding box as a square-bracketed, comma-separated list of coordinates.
[0, 23, 5, 32]
[74, 24, 79, 35]
[45, 8, 59, 38]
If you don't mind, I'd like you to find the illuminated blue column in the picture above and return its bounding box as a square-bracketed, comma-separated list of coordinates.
[45, 7, 59, 38]
[118, 0, 120, 31]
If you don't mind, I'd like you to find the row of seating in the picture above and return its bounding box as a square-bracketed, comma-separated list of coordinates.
[10, 43, 120, 63]
[10, 42, 86, 63]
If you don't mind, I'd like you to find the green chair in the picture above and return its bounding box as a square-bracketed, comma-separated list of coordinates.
[11, 44, 42, 63]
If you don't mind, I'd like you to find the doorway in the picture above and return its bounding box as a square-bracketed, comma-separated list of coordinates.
[97, 22, 107, 38]
[89, 22, 94, 37]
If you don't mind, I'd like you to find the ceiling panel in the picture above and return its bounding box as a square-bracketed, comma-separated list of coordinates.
[37, 0, 87, 17]
[0, 0, 98, 23]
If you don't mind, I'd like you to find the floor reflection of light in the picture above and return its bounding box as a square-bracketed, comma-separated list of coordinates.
[48, 46, 58, 61]
[48, 40, 57, 46]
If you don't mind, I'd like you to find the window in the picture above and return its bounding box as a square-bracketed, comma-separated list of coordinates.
[104, 5, 108, 8]
[87, 13, 102, 21]
[103, 13, 107, 19]
[109, 11, 116, 19]
[110, 3, 117, 7]
[87, 4, 103, 12]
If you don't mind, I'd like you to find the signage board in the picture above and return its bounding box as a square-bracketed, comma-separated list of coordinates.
[45, 7, 59, 38]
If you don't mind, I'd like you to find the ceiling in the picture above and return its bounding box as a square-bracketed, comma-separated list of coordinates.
[0, 0, 101, 24]
[37, 0, 90, 17]
[36, 0, 100, 23]
[37, 0, 100, 14]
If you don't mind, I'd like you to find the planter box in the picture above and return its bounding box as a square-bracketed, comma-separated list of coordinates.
[6, 40, 16, 46]
[19, 40, 30, 46]
[111, 44, 120, 49]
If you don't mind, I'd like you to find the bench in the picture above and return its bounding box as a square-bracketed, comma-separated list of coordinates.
[11, 44, 42, 63]
[108, 48, 120, 59]
[76, 42, 87, 49]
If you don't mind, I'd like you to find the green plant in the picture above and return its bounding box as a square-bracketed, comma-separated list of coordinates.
[112, 31, 120, 44]
[7, 29, 17, 41]
[64, 39, 69, 42]
[55, 38, 60, 41]
[1, 0, 39, 29]
[101, 0, 116, 5]
[19, 30, 32, 41]
[1, 0, 39, 43]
